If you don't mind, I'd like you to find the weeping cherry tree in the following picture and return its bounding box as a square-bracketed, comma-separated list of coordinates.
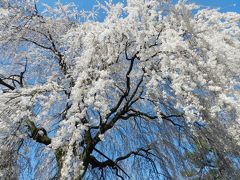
[0, 0, 240, 179]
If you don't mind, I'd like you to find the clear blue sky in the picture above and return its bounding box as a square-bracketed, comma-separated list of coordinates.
[189, 0, 239, 12]
[41, 0, 239, 13]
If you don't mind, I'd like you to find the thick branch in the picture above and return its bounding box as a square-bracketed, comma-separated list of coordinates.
[106, 58, 135, 120]
[0, 78, 15, 90]
[89, 148, 130, 178]
[26, 119, 51, 145]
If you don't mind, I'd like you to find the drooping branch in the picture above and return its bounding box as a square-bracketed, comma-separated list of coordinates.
[87, 146, 163, 179]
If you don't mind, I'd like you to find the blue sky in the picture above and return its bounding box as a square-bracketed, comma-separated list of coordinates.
[41, 0, 240, 13]
[189, 0, 239, 12]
